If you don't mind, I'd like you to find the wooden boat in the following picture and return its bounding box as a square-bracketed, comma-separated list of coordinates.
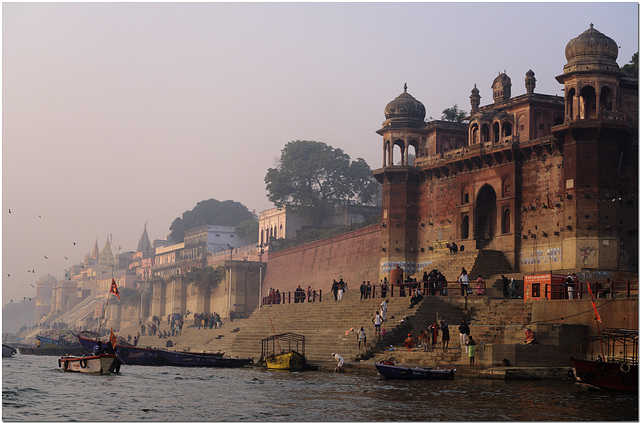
[78, 335, 244, 367]
[58, 354, 119, 374]
[260, 333, 306, 371]
[160, 350, 253, 368]
[2, 344, 17, 357]
[374, 361, 456, 380]
[570, 328, 638, 391]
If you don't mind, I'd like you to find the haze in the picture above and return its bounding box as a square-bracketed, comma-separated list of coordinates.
[3, 2, 638, 307]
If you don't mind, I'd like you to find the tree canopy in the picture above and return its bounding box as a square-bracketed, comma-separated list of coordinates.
[183, 266, 225, 292]
[169, 198, 255, 242]
[621, 52, 638, 76]
[441, 104, 467, 122]
[265, 140, 377, 228]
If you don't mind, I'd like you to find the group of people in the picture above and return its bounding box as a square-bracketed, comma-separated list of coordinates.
[359, 281, 373, 299]
[330, 279, 347, 301]
[457, 268, 486, 296]
[265, 287, 282, 304]
[293, 285, 318, 303]
[501, 275, 519, 299]
[193, 312, 223, 330]
[402, 318, 477, 365]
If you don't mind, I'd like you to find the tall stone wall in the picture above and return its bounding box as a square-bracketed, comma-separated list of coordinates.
[262, 225, 381, 295]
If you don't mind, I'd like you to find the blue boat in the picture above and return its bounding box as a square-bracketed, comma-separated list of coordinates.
[160, 350, 253, 368]
[78, 335, 163, 366]
[78, 335, 251, 368]
[374, 361, 456, 380]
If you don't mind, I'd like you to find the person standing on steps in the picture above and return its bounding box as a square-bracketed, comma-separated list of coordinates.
[466, 335, 477, 366]
[337, 278, 346, 301]
[501, 275, 509, 298]
[331, 279, 338, 301]
[440, 320, 450, 349]
[428, 321, 439, 349]
[360, 281, 366, 300]
[458, 268, 469, 296]
[356, 326, 367, 354]
[459, 319, 470, 353]
[380, 299, 389, 322]
[372, 311, 383, 339]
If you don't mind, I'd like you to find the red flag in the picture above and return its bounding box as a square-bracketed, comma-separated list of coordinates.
[587, 282, 602, 323]
[110, 278, 120, 300]
[110, 328, 117, 348]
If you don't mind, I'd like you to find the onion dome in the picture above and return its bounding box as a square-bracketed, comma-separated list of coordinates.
[564, 24, 619, 73]
[36, 274, 57, 287]
[491, 72, 512, 104]
[382, 83, 426, 129]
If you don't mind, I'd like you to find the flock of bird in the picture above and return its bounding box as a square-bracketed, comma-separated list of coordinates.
[6, 208, 80, 304]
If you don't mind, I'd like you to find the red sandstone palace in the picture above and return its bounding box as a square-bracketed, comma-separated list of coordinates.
[374, 25, 638, 278]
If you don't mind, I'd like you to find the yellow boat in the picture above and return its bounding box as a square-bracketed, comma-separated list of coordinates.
[260, 333, 306, 371]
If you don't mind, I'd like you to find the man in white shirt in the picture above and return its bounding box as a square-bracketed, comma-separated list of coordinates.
[332, 353, 345, 372]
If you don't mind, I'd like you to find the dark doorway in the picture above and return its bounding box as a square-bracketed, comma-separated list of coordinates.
[475, 184, 497, 248]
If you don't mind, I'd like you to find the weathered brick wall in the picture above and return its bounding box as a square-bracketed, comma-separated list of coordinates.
[262, 225, 381, 295]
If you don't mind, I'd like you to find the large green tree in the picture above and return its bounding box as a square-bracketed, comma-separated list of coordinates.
[169, 199, 255, 242]
[265, 140, 377, 228]
[441, 104, 467, 122]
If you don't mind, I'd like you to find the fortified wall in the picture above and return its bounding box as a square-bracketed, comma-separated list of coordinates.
[262, 225, 381, 295]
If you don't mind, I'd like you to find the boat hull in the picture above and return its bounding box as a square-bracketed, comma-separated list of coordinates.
[2, 344, 17, 357]
[160, 350, 251, 367]
[59, 354, 118, 374]
[18, 345, 86, 356]
[571, 358, 637, 391]
[78, 335, 245, 367]
[375, 362, 456, 380]
[264, 351, 306, 371]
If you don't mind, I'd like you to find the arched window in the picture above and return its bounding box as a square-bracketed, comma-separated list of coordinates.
[502, 208, 511, 234]
[481, 123, 490, 144]
[407, 139, 418, 165]
[461, 214, 469, 239]
[567, 87, 576, 120]
[492, 122, 500, 143]
[393, 139, 405, 166]
[502, 176, 511, 198]
[601, 86, 613, 112]
[503, 122, 512, 139]
[470, 123, 479, 144]
[461, 184, 469, 204]
[580, 85, 597, 120]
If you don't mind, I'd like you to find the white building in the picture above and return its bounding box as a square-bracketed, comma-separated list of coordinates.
[258, 207, 306, 247]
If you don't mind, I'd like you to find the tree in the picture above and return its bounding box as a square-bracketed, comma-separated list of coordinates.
[441, 104, 467, 122]
[265, 140, 377, 228]
[183, 266, 225, 292]
[235, 218, 259, 243]
[621, 52, 638, 76]
[169, 199, 255, 242]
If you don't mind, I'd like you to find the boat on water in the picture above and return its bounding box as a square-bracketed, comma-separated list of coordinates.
[58, 354, 120, 374]
[570, 328, 638, 391]
[3, 344, 17, 357]
[374, 361, 456, 380]
[77, 335, 250, 368]
[260, 333, 306, 371]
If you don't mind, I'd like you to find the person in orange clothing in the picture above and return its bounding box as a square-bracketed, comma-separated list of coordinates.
[418, 330, 429, 351]
[403, 333, 415, 350]
[428, 321, 439, 348]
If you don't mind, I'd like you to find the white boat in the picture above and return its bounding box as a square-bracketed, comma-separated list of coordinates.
[2, 344, 17, 357]
[58, 354, 119, 374]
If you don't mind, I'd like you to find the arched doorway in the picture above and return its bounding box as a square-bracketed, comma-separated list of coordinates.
[474, 184, 497, 248]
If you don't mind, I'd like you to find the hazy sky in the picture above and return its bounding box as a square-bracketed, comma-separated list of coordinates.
[2, 2, 638, 307]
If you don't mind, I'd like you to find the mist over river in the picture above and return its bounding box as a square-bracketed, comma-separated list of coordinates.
[3, 354, 637, 421]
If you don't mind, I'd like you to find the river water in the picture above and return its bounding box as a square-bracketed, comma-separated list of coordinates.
[2, 354, 637, 421]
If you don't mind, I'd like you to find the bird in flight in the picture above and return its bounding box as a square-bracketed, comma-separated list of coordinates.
[6, 274, 9, 277]
[30, 284, 35, 288]
[8, 209, 11, 213]
[44, 255, 48, 259]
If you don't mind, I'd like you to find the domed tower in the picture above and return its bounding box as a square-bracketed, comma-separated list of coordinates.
[556, 24, 621, 121]
[492, 72, 512, 105]
[374, 84, 426, 279]
[378, 83, 426, 167]
[552, 25, 638, 270]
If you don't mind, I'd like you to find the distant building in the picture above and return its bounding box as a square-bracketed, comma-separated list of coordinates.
[258, 207, 306, 246]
